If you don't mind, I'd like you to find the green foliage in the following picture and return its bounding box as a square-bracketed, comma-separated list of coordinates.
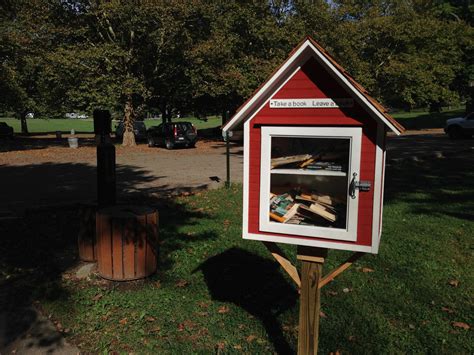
[296, 1, 473, 110]
[0, 0, 472, 120]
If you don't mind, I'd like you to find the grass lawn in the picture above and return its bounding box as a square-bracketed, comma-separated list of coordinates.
[0, 107, 467, 134]
[11, 148, 469, 353]
[0, 116, 222, 134]
[392, 107, 465, 130]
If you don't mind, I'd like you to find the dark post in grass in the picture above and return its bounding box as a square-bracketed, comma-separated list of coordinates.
[94, 109, 116, 207]
[225, 110, 231, 189]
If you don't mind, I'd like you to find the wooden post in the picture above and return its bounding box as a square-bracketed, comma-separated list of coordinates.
[297, 247, 327, 355]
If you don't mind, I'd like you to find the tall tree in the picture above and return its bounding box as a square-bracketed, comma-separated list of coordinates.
[0, 0, 60, 133]
[184, 1, 295, 121]
[293, 0, 472, 110]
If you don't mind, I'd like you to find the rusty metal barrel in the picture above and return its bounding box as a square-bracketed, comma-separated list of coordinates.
[96, 205, 158, 281]
[78, 203, 97, 261]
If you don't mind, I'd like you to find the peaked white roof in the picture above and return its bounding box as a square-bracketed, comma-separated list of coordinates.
[222, 37, 404, 135]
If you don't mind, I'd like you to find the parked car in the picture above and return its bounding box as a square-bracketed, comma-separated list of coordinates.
[0, 122, 14, 138]
[444, 112, 474, 139]
[65, 112, 89, 119]
[115, 121, 147, 141]
[147, 122, 197, 149]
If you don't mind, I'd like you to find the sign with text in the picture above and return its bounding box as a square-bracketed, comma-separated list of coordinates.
[269, 98, 354, 109]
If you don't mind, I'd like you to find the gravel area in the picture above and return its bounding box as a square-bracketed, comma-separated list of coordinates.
[0, 136, 243, 215]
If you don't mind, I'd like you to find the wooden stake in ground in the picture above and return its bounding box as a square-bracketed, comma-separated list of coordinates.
[297, 246, 327, 355]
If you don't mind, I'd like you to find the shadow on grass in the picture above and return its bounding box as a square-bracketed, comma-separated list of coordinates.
[385, 139, 474, 221]
[0, 162, 214, 352]
[196, 247, 298, 355]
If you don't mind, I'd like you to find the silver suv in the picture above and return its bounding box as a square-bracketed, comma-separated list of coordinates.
[444, 112, 474, 139]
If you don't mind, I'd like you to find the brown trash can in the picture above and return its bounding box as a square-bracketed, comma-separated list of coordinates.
[96, 205, 158, 281]
[78, 203, 97, 261]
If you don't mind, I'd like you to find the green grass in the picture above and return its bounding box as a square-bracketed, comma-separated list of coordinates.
[32, 149, 473, 353]
[392, 107, 465, 130]
[0, 118, 94, 133]
[1, 107, 466, 133]
[0, 116, 222, 134]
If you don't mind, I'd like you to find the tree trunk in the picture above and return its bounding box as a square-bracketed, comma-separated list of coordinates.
[122, 95, 136, 147]
[20, 111, 28, 134]
[160, 102, 171, 124]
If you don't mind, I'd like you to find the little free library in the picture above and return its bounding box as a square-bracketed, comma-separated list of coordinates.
[223, 37, 405, 254]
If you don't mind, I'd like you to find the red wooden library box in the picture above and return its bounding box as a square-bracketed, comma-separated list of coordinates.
[223, 37, 404, 254]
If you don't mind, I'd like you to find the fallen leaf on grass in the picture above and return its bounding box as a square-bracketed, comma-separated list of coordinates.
[154, 281, 162, 289]
[145, 316, 156, 322]
[348, 335, 356, 342]
[408, 324, 415, 330]
[320, 311, 327, 318]
[233, 344, 243, 350]
[175, 279, 189, 288]
[92, 293, 103, 302]
[327, 290, 338, 296]
[362, 267, 375, 273]
[329, 351, 342, 355]
[441, 307, 454, 314]
[119, 318, 128, 325]
[216, 342, 225, 350]
[342, 288, 352, 293]
[246, 335, 257, 343]
[448, 279, 459, 287]
[198, 301, 209, 309]
[149, 326, 161, 333]
[218, 305, 230, 314]
[452, 322, 470, 330]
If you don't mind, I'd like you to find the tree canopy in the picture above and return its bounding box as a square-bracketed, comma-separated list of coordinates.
[1, 0, 472, 138]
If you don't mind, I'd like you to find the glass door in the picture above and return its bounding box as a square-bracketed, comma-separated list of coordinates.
[259, 126, 362, 241]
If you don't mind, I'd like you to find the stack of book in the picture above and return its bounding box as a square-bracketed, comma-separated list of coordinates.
[304, 162, 343, 172]
[269, 191, 338, 225]
[271, 153, 345, 172]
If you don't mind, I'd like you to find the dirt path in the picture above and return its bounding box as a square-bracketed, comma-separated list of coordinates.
[0, 138, 243, 216]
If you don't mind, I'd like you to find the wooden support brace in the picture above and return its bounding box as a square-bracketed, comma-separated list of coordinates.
[318, 252, 365, 289]
[263, 242, 301, 287]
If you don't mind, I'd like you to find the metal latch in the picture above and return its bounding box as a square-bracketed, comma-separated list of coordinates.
[349, 173, 372, 199]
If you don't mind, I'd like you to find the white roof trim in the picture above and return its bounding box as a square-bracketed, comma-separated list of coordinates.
[222, 41, 311, 132]
[222, 39, 401, 135]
